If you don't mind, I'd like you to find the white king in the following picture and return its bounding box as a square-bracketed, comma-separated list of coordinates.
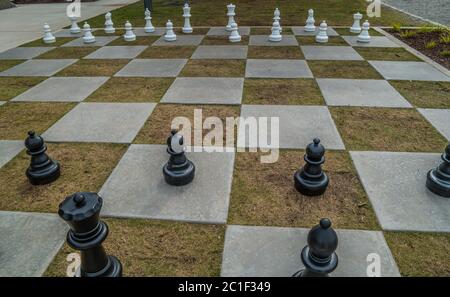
[104, 12, 115, 34]
[144, 8, 155, 33]
[226, 3, 236, 32]
[43, 23, 55, 44]
[350, 12, 363, 33]
[182, 3, 193, 33]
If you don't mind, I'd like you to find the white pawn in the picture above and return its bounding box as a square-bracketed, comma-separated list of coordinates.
[43, 23, 55, 44]
[226, 3, 236, 32]
[82, 22, 95, 44]
[164, 20, 177, 42]
[273, 8, 282, 33]
[269, 20, 282, 42]
[315, 20, 328, 43]
[144, 8, 155, 33]
[350, 12, 363, 33]
[124, 20, 136, 42]
[104, 12, 115, 34]
[357, 20, 371, 43]
[69, 16, 81, 34]
[182, 3, 193, 33]
[229, 22, 241, 42]
[305, 9, 316, 32]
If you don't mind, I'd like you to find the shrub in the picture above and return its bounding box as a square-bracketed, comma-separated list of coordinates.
[400, 30, 417, 39]
[425, 41, 438, 49]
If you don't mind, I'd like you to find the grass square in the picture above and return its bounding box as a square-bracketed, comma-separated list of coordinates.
[297, 36, 347, 46]
[389, 81, 450, 108]
[201, 35, 249, 45]
[243, 78, 324, 105]
[106, 36, 159, 46]
[55, 59, 130, 77]
[35, 47, 99, 59]
[0, 77, 46, 101]
[180, 59, 245, 77]
[93, 29, 125, 36]
[330, 107, 448, 152]
[354, 47, 422, 61]
[250, 27, 293, 35]
[86, 77, 173, 102]
[308, 60, 383, 79]
[134, 104, 240, 145]
[228, 150, 379, 230]
[174, 27, 210, 35]
[247, 46, 304, 59]
[0, 60, 26, 72]
[0, 102, 74, 139]
[333, 27, 384, 36]
[137, 46, 196, 58]
[0, 143, 127, 213]
[20, 37, 76, 47]
[45, 218, 225, 276]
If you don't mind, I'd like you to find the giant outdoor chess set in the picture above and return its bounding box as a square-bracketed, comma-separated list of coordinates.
[0, 3, 449, 277]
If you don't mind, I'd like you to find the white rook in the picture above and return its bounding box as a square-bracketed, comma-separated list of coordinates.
[350, 12, 363, 33]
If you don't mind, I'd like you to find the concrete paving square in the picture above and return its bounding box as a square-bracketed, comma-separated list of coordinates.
[0, 101, 5, 106]
[161, 77, 244, 105]
[350, 151, 450, 232]
[12, 77, 109, 102]
[221, 225, 400, 277]
[191, 45, 248, 59]
[54, 29, 83, 38]
[152, 35, 204, 46]
[0, 59, 77, 76]
[0, 47, 54, 59]
[237, 105, 345, 149]
[99, 144, 235, 224]
[249, 35, 299, 46]
[0, 211, 67, 277]
[245, 59, 313, 78]
[417, 109, 450, 141]
[61, 36, 119, 47]
[133, 27, 165, 36]
[114, 59, 187, 77]
[43, 102, 156, 143]
[291, 26, 339, 36]
[369, 61, 450, 81]
[207, 26, 250, 36]
[316, 78, 412, 107]
[0, 140, 23, 169]
[343, 36, 400, 47]
[301, 46, 364, 60]
[84, 46, 147, 59]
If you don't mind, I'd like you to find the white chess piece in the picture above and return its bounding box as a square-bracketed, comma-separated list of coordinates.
[315, 20, 328, 43]
[69, 16, 81, 34]
[357, 20, 371, 43]
[164, 20, 177, 42]
[82, 22, 95, 44]
[104, 12, 115, 34]
[229, 22, 241, 42]
[43, 23, 56, 44]
[305, 9, 316, 32]
[124, 20, 136, 42]
[182, 3, 193, 33]
[269, 20, 282, 42]
[350, 12, 363, 33]
[273, 8, 282, 33]
[144, 8, 155, 33]
[226, 3, 236, 32]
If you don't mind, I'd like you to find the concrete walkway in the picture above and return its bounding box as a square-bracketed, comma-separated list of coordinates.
[383, 0, 450, 26]
[0, 0, 139, 52]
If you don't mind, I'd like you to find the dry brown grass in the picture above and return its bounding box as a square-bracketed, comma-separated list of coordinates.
[0, 77, 46, 101]
[35, 47, 99, 59]
[44, 218, 225, 277]
[201, 35, 249, 45]
[0, 60, 25, 72]
[354, 47, 422, 61]
[106, 36, 159, 46]
[389, 81, 450, 108]
[247, 46, 304, 59]
[250, 27, 293, 35]
[55, 59, 129, 77]
[93, 29, 125, 36]
[243, 78, 324, 105]
[134, 104, 240, 145]
[20, 37, 75, 47]
[297, 36, 348, 46]
[330, 107, 448, 152]
[137, 46, 196, 58]
[180, 59, 246, 77]
[308, 60, 383, 79]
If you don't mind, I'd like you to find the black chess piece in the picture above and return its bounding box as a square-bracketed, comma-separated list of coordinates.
[58, 192, 122, 277]
[294, 138, 329, 196]
[24, 130, 60, 185]
[426, 143, 450, 198]
[163, 130, 195, 186]
[293, 218, 338, 277]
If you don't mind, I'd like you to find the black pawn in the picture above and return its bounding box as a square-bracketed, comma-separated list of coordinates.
[24, 130, 60, 185]
[294, 138, 329, 196]
[58, 192, 122, 277]
[426, 144, 450, 198]
[163, 130, 195, 186]
[293, 218, 338, 277]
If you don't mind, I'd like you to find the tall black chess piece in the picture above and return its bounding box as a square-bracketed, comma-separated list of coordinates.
[163, 130, 195, 186]
[294, 138, 329, 196]
[25, 131, 60, 185]
[426, 143, 450, 198]
[58, 192, 122, 277]
[293, 218, 338, 277]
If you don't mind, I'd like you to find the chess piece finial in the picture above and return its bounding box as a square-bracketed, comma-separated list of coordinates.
[43, 23, 56, 44]
[426, 144, 450, 198]
[163, 130, 195, 186]
[144, 8, 155, 33]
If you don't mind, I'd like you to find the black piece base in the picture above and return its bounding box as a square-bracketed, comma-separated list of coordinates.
[26, 161, 60, 185]
[163, 160, 195, 186]
[426, 169, 450, 198]
[81, 256, 122, 277]
[294, 170, 329, 196]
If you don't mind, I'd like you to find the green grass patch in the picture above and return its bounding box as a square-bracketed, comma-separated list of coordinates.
[106, 36, 159, 46]
[201, 35, 249, 45]
[0, 77, 46, 101]
[399, 30, 417, 39]
[354, 47, 422, 61]
[308, 60, 383, 79]
[425, 40, 438, 49]
[55, 59, 129, 77]
[137, 46, 196, 58]
[35, 47, 99, 59]
[20, 37, 75, 47]
[0, 60, 26, 72]
[247, 46, 304, 59]
[179, 59, 245, 77]
[93, 29, 125, 36]
[173, 27, 210, 35]
[389, 81, 450, 109]
[296, 36, 347, 46]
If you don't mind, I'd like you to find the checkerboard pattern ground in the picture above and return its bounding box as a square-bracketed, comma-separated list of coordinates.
[0, 25, 449, 277]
